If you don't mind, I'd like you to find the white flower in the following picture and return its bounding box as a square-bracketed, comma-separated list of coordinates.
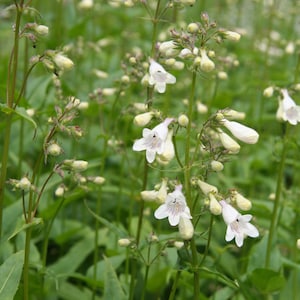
[148, 60, 176, 93]
[223, 30, 241, 41]
[209, 193, 222, 215]
[34, 25, 49, 36]
[277, 89, 300, 125]
[154, 185, 192, 226]
[178, 217, 194, 240]
[156, 178, 168, 204]
[78, 0, 94, 9]
[221, 118, 259, 144]
[220, 200, 259, 247]
[140, 190, 158, 201]
[133, 118, 173, 163]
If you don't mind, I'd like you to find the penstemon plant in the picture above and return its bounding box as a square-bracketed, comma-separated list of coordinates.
[1, 0, 300, 300]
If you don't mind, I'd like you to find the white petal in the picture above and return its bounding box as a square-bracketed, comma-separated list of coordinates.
[146, 150, 156, 163]
[155, 82, 166, 93]
[154, 204, 169, 219]
[239, 214, 252, 222]
[142, 128, 151, 137]
[168, 213, 180, 226]
[235, 234, 244, 247]
[245, 223, 259, 238]
[166, 73, 176, 84]
[220, 200, 239, 224]
[133, 138, 146, 151]
[225, 226, 235, 241]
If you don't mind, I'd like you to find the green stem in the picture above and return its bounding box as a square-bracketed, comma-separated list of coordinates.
[150, 0, 161, 58]
[265, 125, 288, 268]
[199, 214, 214, 266]
[168, 270, 181, 300]
[23, 226, 32, 300]
[183, 71, 199, 299]
[0, 0, 24, 238]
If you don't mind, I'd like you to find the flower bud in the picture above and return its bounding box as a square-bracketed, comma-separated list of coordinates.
[221, 119, 259, 144]
[218, 71, 228, 80]
[209, 193, 222, 215]
[263, 86, 274, 98]
[187, 22, 199, 33]
[93, 176, 105, 185]
[78, 101, 89, 110]
[297, 239, 300, 250]
[53, 53, 74, 71]
[285, 42, 295, 54]
[232, 191, 252, 211]
[179, 48, 193, 59]
[178, 114, 189, 127]
[118, 238, 131, 247]
[196, 101, 208, 114]
[55, 185, 65, 197]
[133, 112, 154, 127]
[200, 49, 215, 72]
[173, 61, 184, 70]
[34, 24, 49, 36]
[174, 241, 184, 249]
[217, 129, 240, 153]
[197, 179, 218, 195]
[223, 109, 245, 120]
[26, 108, 35, 117]
[18, 177, 32, 191]
[102, 88, 116, 96]
[64, 160, 88, 171]
[93, 69, 108, 78]
[157, 178, 168, 204]
[78, 0, 94, 9]
[223, 30, 241, 41]
[121, 75, 130, 83]
[47, 143, 62, 156]
[157, 129, 175, 163]
[210, 160, 224, 172]
[140, 190, 158, 201]
[159, 41, 179, 57]
[178, 217, 194, 240]
[179, 0, 195, 5]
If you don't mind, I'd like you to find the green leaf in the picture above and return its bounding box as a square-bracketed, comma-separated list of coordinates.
[86, 255, 125, 284]
[103, 255, 127, 300]
[8, 218, 43, 240]
[0, 104, 37, 136]
[0, 250, 24, 300]
[84, 200, 128, 237]
[249, 268, 286, 293]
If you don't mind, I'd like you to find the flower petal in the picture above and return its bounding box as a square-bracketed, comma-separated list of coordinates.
[235, 234, 244, 247]
[154, 204, 168, 219]
[155, 82, 166, 93]
[133, 138, 146, 151]
[168, 213, 180, 226]
[146, 149, 156, 163]
[245, 223, 259, 238]
[166, 73, 176, 84]
[225, 225, 235, 242]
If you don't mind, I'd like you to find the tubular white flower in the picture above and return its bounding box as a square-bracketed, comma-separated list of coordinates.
[133, 112, 154, 127]
[220, 200, 259, 247]
[221, 119, 259, 144]
[223, 109, 246, 120]
[223, 30, 241, 41]
[148, 60, 176, 93]
[178, 217, 194, 240]
[133, 118, 173, 163]
[217, 129, 240, 153]
[277, 89, 300, 125]
[154, 185, 192, 226]
[197, 179, 218, 195]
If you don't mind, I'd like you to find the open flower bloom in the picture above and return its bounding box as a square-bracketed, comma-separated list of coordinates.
[154, 184, 192, 226]
[276, 89, 300, 125]
[220, 200, 259, 247]
[133, 118, 173, 163]
[221, 118, 259, 144]
[148, 60, 176, 93]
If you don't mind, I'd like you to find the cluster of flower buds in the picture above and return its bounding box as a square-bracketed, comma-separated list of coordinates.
[8, 176, 35, 192]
